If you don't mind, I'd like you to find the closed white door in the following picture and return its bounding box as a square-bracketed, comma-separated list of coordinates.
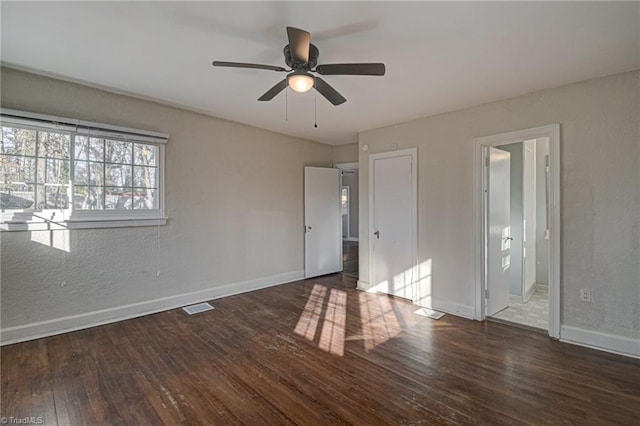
[371, 152, 415, 300]
[487, 147, 511, 315]
[304, 167, 342, 278]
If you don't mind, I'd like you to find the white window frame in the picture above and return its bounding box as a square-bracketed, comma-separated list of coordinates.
[1, 109, 168, 231]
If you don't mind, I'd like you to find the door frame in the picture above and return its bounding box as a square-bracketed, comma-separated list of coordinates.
[473, 124, 561, 338]
[368, 148, 418, 301]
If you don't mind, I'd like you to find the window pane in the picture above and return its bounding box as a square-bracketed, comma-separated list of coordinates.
[134, 143, 157, 166]
[1, 184, 35, 209]
[1, 155, 36, 184]
[105, 188, 132, 210]
[105, 164, 131, 187]
[75, 136, 88, 160]
[75, 136, 104, 162]
[74, 185, 103, 210]
[133, 188, 157, 210]
[38, 131, 70, 159]
[134, 166, 156, 188]
[105, 139, 132, 164]
[89, 138, 104, 161]
[74, 161, 88, 185]
[2, 127, 36, 156]
[42, 185, 69, 209]
[89, 162, 104, 186]
[37, 158, 70, 184]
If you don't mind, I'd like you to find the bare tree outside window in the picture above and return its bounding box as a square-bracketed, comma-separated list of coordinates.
[1, 124, 160, 214]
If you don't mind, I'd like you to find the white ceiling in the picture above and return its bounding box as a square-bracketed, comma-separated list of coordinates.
[1, 2, 638, 145]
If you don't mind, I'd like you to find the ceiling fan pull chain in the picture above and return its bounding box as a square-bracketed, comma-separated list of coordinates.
[285, 87, 288, 122]
[314, 90, 318, 128]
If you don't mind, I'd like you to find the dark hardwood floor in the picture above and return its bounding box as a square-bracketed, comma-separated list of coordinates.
[2, 274, 639, 425]
[342, 240, 358, 278]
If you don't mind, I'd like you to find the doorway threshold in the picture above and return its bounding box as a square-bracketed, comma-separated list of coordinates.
[487, 316, 547, 335]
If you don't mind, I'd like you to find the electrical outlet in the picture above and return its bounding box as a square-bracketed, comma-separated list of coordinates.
[580, 288, 592, 303]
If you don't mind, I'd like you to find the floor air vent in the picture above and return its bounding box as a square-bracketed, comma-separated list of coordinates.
[182, 302, 215, 315]
[414, 308, 446, 320]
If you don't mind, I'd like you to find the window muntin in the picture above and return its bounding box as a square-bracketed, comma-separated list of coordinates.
[1, 117, 165, 228]
[1, 126, 71, 210]
[73, 136, 158, 211]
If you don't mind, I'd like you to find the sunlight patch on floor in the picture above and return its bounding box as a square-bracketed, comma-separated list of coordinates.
[359, 292, 402, 351]
[318, 289, 347, 356]
[294, 284, 327, 341]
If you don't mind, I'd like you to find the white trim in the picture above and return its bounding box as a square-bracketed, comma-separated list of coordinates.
[356, 280, 369, 291]
[335, 162, 359, 171]
[1, 108, 168, 143]
[1, 217, 167, 231]
[523, 281, 536, 303]
[0, 270, 304, 346]
[368, 147, 418, 302]
[560, 326, 640, 359]
[473, 124, 561, 339]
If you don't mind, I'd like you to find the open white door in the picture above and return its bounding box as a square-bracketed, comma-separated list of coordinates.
[370, 149, 416, 300]
[487, 147, 511, 316]
[304, 167, 342, 278]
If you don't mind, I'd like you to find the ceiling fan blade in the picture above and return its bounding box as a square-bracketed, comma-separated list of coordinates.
[316, 63, 386, 76]
[286, 26, 310, 64]
[212, 61, 287, 72]
[314, 77, 346, 106]
[258, 79, 288, 101]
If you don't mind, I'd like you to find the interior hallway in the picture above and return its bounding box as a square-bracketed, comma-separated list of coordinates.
[342, 240, 358, 278]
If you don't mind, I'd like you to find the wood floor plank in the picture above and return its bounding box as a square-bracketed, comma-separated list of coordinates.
[2, 273, 639, 425]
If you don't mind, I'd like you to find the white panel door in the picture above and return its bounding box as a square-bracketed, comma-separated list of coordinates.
[487, 147, 511, 316]
[372, 154, 414, 300]
[304, 167, 342, 278]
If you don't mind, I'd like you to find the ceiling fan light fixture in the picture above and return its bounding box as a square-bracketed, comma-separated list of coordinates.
[287, 72, 314, 93]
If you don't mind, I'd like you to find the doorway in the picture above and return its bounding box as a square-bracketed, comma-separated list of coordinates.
[304, 166, 342, 278]
[337, 163, 360, 278]
[486, 139, 551, 330]
[473, 125, 560, 338]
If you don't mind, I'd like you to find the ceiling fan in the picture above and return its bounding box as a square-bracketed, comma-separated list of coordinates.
[212, 26, 385, 106]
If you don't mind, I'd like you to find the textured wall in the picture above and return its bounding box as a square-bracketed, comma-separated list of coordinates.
[0, 68, 333, 332]
[359, 70, 639, 339]
[333, 143, 358, 165]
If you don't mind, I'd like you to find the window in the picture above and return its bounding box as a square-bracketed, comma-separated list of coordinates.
[341, 187, 349, 215]
[73, 136, 158, 211]
[0, 109, 167, 230]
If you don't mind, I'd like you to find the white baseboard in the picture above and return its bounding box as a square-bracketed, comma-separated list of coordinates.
[561, 325, 640, 359]
[356, 280, 369, 291]
[357, 282, 474, 320]
[0, 270, 304, 346]
[523, 282, 536, 303]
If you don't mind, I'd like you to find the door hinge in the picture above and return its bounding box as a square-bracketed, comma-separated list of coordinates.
[485, 155, 490, 167]
[485, 289, 489, 299]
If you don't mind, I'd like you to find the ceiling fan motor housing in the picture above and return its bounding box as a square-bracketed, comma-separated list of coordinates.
[284, 44, 319, 70]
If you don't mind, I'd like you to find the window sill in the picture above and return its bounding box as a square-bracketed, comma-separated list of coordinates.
[1, 217, 167, 231]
